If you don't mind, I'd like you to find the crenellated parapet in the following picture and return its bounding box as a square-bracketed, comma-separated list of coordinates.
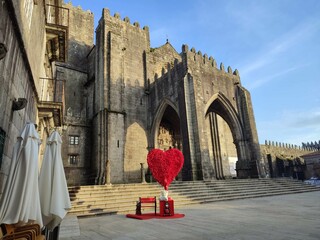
[263, 140, 316, 152]
[260, 139, 313, 175]
[152, 59, 182, 85]
[181, 44, 240, 77]
[102, 8, 149, 32]
[64, 2, 94, 14]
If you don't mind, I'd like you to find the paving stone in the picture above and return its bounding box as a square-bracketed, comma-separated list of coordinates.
[60, 191, 320, 240]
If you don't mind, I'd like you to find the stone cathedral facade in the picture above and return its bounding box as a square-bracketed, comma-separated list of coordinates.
[75, 7, 263, 185]
[0, 1, 264, 188]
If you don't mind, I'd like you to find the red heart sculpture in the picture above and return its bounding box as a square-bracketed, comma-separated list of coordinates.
[147, 148, 184, 190]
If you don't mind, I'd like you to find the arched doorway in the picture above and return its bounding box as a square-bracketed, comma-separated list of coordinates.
[149, 101, 183, 180]
[156, 106, 182, 151]
[206, 112, 237, 179]
[205, 93, 245, 179]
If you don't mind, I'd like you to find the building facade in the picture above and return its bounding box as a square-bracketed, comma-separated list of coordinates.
[1, 1, 266, 188]
[300, 151, 320, 179]
[260, 141, 315, 180]
[0, 0, 70, 194]
[85, 8, 263, 185]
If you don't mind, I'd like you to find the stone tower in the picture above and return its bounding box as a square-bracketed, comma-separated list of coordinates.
[93, 9, 152, 184]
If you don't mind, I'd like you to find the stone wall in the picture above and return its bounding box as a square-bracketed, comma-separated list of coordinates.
[93, 9, 151, 183]
[261, 141, 312, 179]
[301, 151, 320, 179]
[0, 0, 46, 194]
[64, 3, 94, 70]
[177, 45, 261, 179]
[88, 8, 262, 184]
[51, 4, 263, 185]
[11, 0, 47, 84]
[0, 1, 313, 187]
[59, 3, 94, 185]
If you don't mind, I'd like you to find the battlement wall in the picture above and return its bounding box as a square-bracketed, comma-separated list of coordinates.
[99, 8, 151, 87]
[64, 3, 94, 45]
[263, 140, 316, 151]
[100, 8, 150, 46]
[63, 3, 94, 70]
[148, 60, 183, 114]
[261, 140, 314, 160]
[147, 42, 182, 84]
[181, 44, 240, 79]
[179, 44, 242, 114]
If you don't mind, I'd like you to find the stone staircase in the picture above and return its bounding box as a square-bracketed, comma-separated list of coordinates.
[67, 178, 320, 218]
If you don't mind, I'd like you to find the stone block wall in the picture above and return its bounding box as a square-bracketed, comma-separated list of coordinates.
[60, 4, 263, 184]
[58, 3, 94, 185]
[11, 0, 47, 85]
[64, 3, 94, 70]
[93, 9, 152, 183]
[0, 0, 47, 193]
[261, 141, 312, 178]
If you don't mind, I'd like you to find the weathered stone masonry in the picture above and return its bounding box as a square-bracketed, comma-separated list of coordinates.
[0, 1, 264, 187]
[84, 8, 263, 185]
[1, 1, 316, 193]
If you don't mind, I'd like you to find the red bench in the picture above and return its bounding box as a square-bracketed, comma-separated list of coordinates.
[136, 197, 157, 215]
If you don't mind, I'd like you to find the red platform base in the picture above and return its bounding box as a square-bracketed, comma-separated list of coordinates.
[126, 213, 185, 220]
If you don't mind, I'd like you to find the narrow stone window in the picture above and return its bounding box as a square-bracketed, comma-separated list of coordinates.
[69, 155, 78, 165]
[69, 135, 79, 145]
[0, 128, 6, 169]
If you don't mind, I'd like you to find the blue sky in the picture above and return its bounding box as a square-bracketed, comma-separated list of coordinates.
[66, 0, 320, 146]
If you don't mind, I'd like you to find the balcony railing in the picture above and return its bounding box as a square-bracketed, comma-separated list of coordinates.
[38, 78, 65, 126]
[45, 4, 69, 28]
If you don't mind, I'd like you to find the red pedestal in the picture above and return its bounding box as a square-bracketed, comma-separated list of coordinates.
[159, 200, 174, 216]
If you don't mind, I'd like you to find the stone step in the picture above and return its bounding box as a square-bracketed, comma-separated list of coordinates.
[68, 179, 282, 195]
[70, 186, 215, 199]
[68, 182, 206, 194]
[70, 186, 317, 211]
[69, 180, 318, 204]
[67, 179, 320, 218]
[71, 181, 316, 202]
[69, 179, 305, 195]
[69, 188, 320, 218]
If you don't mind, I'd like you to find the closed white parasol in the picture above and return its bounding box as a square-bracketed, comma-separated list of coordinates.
[39, 131, 71, 230]
[0, 123, 43, 227]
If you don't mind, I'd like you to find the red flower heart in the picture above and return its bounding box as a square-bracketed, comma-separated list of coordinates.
[147, 148, 184, 190]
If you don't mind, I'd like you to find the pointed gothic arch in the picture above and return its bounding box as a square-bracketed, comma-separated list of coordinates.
[204, 92, 244, 142]
[204, 92, 248, 179]
[150, 98, 181, 150]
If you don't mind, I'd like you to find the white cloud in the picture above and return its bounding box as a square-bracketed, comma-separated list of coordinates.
[248, 64, 309, 90]
[287, 109, 320, 129]
[258, 108, 320, 145]
[240, 17, 320, 82]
